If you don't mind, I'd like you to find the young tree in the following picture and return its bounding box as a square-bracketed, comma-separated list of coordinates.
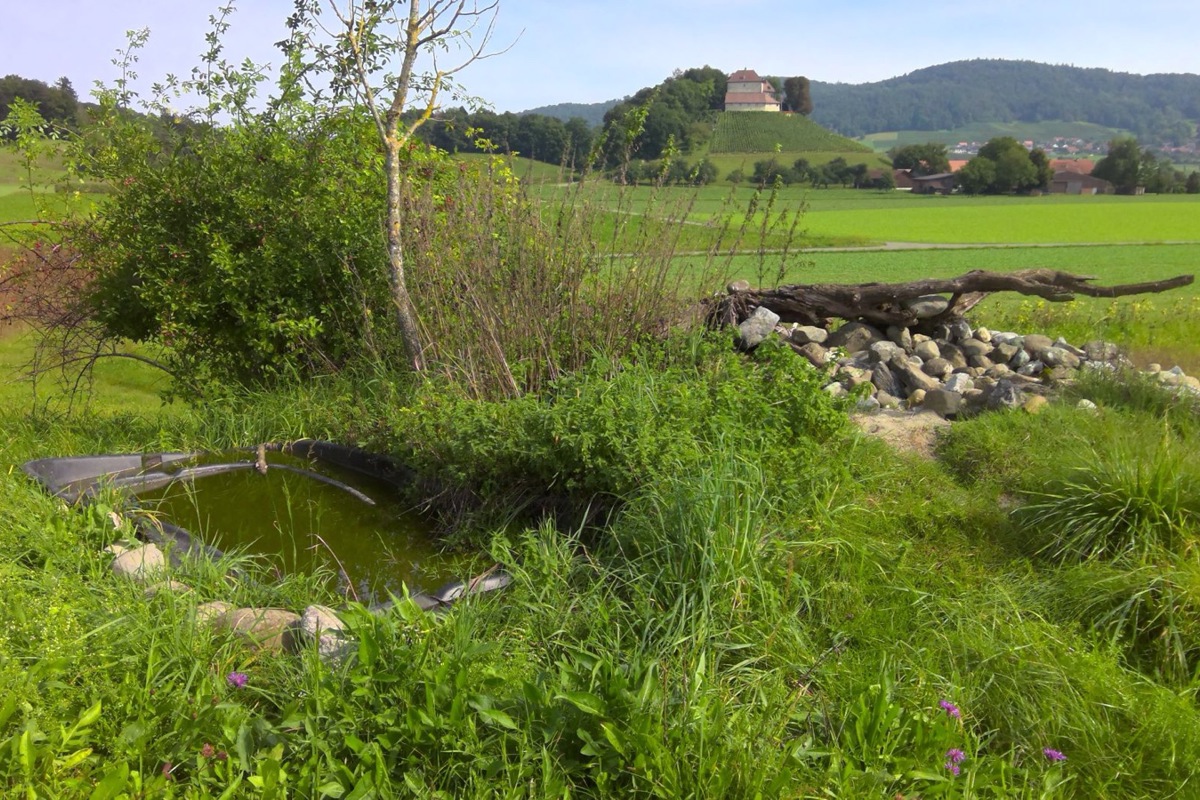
[1092, 137, 1147, 194]
[294, 0, 503, 372]
[1186, 171, 1200, 194]
[888, 142, 950, 176]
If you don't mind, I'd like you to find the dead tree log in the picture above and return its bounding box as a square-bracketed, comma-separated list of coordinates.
[712, 269, 1194, 330]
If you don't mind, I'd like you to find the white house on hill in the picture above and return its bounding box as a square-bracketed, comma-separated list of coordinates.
[724, 69, 781, 112]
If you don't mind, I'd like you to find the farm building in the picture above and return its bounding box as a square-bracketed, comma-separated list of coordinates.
[911, 172, 956, 194]
[724, 69, 781, 112]
[893, 169, 917, 190]
[1049, 171, 1114, 195]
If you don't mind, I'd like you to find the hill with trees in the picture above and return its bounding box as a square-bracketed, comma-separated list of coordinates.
[809, 59, 1200, 143]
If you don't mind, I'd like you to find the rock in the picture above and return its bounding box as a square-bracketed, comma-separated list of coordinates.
[944, 373, 974, 394]
[1180, 376, 1200, 393]
[941, 319, 973, 343]
[827, 322, 884, 354]
[1053, 337, 1086, 357]
[1017, 360, 1045, 377]
[876, 391, 902, 409]
[1009, 348, 1031, 369]
[992, 343, 1019, 363]
[871, 362, 900, 397]
[985, 364, 1012, 379]
[856, 395, 881, 413]
[902, 294, 950, 319]
[1041, 347, 1081, 369]
[196, 600, 234, 625]
[217, 608, 302, 653]
[975, 327, 993, 343]
[1046, 366, 1075, 383]
[921, 357, 954, 379]
[736, 306, 781, 350]
[886, 325, 913, 351]
[791, 325, 828, 345]
[968, 355, 994, 370]
[1022, 395, 1049, 415]
[1146, 363, 1162, 374]
[939, 342, 968, 369]
[292, 605, 352, 665]
[990, 332, 1023, 347]
[891, 356, 943, 393]
[914, 340, 941, 362]
[104, 541, 135, 557]
[144, 581, 191, 599]
[838, 366, 874, 389]
[1023, 334, 1054, 357]
[924, 388, 964, 418]
[907, 389, 927, 408]
[869, 341, 902, 364]
[299, 605, 346, 639]
[1083, 340, 1120, 362]
[960, 339, 993, 358]
[727, 280, 751, 293]
[111, 543, 167, 583]
[989, 380, 1025, 410]
[963, 388, 988, 412]
[792, 342, 830, 367]
[1076, 399, 1098, 412]
[823, 383, 848, 399]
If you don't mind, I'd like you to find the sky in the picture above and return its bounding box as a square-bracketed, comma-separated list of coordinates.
[4, 1, 1199, 113]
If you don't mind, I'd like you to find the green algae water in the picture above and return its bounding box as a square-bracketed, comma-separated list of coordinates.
[135, 452, 463, 602]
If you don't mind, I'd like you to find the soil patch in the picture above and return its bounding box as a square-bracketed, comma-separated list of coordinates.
[852, 408, 950, 460]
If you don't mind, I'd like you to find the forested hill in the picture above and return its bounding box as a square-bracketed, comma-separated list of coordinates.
[809, 60, 1200, 143]
[519, 100, 621, 128]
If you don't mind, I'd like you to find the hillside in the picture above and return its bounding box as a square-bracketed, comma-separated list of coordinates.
[519, 99, 621, 128]
[709, 111, 872, 154]
[810, 60, 1200, 142]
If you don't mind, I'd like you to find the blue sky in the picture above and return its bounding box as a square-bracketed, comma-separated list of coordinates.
[5, 1, 1198, 113]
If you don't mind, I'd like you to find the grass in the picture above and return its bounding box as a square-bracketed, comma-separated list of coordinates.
[708, 111, 874, 154]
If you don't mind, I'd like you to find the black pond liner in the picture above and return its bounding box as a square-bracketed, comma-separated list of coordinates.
[21, 439, 510, 612]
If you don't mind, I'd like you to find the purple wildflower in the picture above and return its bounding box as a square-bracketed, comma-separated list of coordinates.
[944, 760, 961, 777]
[226, 671, 248, 689]
[939, 699, 961, 719]
[946, 748, 966, 764]
[200, 743, 215, 759]
[1043, 747, 1067, 762]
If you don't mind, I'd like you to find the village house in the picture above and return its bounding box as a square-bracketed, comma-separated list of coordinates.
[1048, 171, 1114, 195]
[724, 69, 782, 112]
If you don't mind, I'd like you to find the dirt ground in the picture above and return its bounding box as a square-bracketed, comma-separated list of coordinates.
[851, 408, 951, 459]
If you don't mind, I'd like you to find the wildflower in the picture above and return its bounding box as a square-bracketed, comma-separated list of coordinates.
[201, 743, 215, 759]
[939, 699, 961, 719]
[946, 748, 966, 764]
[162, 761, 174, 779]
[226, 671, 248, 689]
[944, 759, 961, 777]
[1043, 747, 1067, 762]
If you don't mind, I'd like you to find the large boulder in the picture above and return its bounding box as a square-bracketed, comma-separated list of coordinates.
[827, 322, 884, 354]
[216, 608, 302, 653]
[737, 306, 781, 350]
[923, 388, 964, 418]
[791, 325, 828, 345]
[111, 543, 167, 583]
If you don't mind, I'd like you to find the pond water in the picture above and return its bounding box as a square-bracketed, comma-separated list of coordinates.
[135, 452, 463, 602]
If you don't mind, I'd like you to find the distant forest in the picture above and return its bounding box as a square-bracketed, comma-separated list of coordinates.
[0, 74, 80, 135]
[809, 60, 1200, 143]
[521, 60, 1200, 146]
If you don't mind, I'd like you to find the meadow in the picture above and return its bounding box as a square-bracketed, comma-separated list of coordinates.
[4, 128, 1200, 797]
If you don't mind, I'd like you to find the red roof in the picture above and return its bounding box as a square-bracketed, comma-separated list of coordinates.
[727, 69, 763, 83]
[948, 159, 968, 172]
[1050, 159, 1094, 175]
[724, 92, 781, 106]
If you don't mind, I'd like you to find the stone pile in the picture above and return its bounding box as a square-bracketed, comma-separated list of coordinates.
[736, 302, 1200, 418]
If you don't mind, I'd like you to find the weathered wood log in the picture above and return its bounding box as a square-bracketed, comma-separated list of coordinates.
[712, 269, 1194, 330]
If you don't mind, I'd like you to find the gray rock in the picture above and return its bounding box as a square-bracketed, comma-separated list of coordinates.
[792, 342, 830, 367]
[1023, 334, 1054, 357]
[914, 340, 941, 362]
[856, 395, 882, 413]
[960, 339, 993, 358]
[985, 364, 1012, 379]
[869, 341, 902, 364]
[968, 355, 994, 370]
[727, 280, 751, 293]
[975, 327, 993, 343]
[1053, 337, 1086, 357]
[992, 343, 1019, 363]
[737, 306, 781, 350]
[838, 366, 874, 389]
[892, 356, 943, 393]
[1009, 348, 1031, 369]
[876, 391, 902, 409]
[1041, 347, 1081, 369]
[791, 325, 828, 345]
[1146, 363, 1162, 374]
[827, 322, 885, 354]
[939, 342, 968, 369]
[944, 373, 974, 394]
[823, 383, 848, 399]
[989, 380, 1025, 410]
[871, 362, 900, 397]
[923, 388, 964, 418]
[990, 332, 1023, 347]
[941, 319, 974, 343]
[903, 294, 950, 319]
[1076, 399, 1099, 412]
[300, 605, 346, 639]
[1083, 340, 1120, 362]
[963, 388, 989, 411]
[921, 357, 953, 379]
[886, 325, 913, 351]
[1017, 360, 1045, 377]
[111, 543, 167, 583]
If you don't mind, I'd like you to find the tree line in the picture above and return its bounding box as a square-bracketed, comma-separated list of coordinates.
[0, 74, 79, 136]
